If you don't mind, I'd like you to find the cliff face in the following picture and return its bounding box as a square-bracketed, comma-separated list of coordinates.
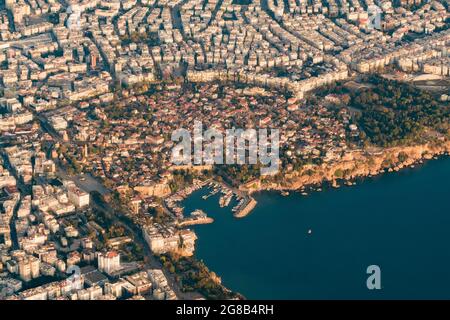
[172, 247, 195, 257]
[241, 141, 450, 193]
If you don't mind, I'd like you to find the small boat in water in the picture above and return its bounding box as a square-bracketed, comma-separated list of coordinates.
[308, 229, 312, 235]
[281, 191, 289, 196]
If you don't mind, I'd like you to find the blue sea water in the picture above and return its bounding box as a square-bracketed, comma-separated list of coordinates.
[182, 157, 450, 299]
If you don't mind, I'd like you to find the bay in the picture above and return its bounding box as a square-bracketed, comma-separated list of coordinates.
[182, 157, 450, 299]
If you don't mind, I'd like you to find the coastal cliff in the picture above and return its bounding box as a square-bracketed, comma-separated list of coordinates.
[240, 140, 450, 193]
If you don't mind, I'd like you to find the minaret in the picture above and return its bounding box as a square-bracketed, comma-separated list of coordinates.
[62, 131, 69, 142]
[83, 144, 88, 162]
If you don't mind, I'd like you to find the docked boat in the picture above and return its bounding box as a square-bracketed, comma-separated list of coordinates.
[202, 188, 219, 200]
[219, 193, 233, 207]
[232, 199, 244, 212]
[191, 209, 207, 218]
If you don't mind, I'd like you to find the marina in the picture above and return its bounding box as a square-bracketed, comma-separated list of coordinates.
[164, 179, 210, 221]
[200, 181, 258, 218]
[165, 179, 258, 226]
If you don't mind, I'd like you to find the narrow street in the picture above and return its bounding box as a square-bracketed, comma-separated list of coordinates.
[1, 153, 28, 250]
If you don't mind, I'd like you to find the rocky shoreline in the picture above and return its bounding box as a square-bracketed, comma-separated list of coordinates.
[239, 140, 450, 194]
[192, 140, 450, 299]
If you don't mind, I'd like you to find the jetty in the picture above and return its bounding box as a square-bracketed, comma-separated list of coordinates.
[233, 197, 257, 218]
[177, 209, 214, 227]
[202, 186, 219, 199]
[219, 192, 233, 207]
[178, 216, 214, 227]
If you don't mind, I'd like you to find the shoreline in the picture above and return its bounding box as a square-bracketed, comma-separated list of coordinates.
[192, 151, 450, 300]
[187, 142, 450, 298]
[178, 141, 450, 220]
[239, 140, 450, 198]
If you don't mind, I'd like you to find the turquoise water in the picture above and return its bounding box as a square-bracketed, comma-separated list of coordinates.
[182, 157, 450, 299]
